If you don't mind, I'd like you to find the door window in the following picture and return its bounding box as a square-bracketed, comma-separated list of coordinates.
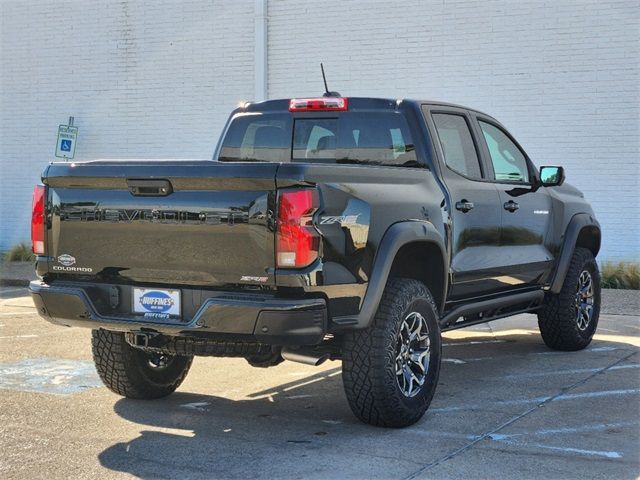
[478, 121, 530, 183]
[431, 114, 483, 179]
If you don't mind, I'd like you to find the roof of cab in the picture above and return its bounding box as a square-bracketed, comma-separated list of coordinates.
[242, 97, 397, 112]
[415, 99, 494, 118]
[241, 96, 493, 118]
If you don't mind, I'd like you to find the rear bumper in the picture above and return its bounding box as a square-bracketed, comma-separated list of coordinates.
[29, 280, 327, 346]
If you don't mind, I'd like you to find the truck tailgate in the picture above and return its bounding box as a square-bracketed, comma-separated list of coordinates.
[43, 161, 277, 287]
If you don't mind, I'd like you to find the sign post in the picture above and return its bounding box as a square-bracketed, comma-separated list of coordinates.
[55, 116, 78, 160]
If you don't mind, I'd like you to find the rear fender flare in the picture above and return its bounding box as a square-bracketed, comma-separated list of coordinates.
[332, 221, 448, 330]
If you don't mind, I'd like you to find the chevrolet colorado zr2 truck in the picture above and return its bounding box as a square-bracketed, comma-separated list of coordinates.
[29, 96, 601, 427]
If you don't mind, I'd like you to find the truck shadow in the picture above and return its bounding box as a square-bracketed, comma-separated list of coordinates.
[97, 326, 639, 478]
[97, 365, 374, 479]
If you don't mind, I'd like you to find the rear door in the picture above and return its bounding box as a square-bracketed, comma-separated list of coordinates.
[423, 106, 503, 300]
[471, 114, 554, 286]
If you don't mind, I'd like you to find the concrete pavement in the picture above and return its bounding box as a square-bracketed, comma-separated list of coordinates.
[0, 286, 638, 479]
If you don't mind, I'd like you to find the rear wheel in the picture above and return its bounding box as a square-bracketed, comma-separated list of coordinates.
[538, 247, 601, 351]
[92, 329, 193, 399]
[342, 278, 441, 427]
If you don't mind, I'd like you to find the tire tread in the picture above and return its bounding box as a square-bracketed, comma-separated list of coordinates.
[91, 329, 192, 399]
[538, 247, 600, 351]
[342, 278, 441, 427]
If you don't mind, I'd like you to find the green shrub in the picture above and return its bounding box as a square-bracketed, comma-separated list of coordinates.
[4, 243, 35, 262]
[600, 261, 640, 290]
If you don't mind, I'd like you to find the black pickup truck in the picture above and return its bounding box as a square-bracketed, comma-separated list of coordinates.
[29, 96, 601, 427]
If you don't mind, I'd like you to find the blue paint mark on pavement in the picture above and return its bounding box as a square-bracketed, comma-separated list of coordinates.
[0, 358, 102, 395]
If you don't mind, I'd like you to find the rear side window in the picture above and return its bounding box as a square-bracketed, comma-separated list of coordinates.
[219, 111, 417, 166]
[431, 113, 483, 179]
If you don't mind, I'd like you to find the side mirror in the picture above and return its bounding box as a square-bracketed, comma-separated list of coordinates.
[539, 166, 565, 187]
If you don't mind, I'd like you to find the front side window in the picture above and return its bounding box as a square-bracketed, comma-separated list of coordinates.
[478, 121, 530, 183]
[431, 113, 483, 179]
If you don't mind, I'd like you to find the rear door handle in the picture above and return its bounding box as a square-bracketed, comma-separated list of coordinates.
[455, 200, 474, 213]
[503, 200, 519, 212]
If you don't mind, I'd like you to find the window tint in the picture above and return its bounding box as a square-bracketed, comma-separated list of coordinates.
[293, 119, 337, 161]
[431, 113, 482, 179]
[293, 112, 417, 165]
[219, 113, 291, 162]
[479, 121, 529, 183]
[219, 111, 417, 166]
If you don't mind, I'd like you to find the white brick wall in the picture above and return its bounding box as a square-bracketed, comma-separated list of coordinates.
[268, 0, 639, 261]
[0, 0, 255, 251]
[1, 0, 638, 261]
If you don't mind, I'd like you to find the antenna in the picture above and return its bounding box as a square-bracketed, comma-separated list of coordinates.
[321, 63, 330, 95]
[320, 63, 341, 97]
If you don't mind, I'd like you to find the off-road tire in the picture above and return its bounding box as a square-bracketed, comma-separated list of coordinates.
[342, 278, 441, 428]
[538, 247, 601, 351]
[245, 347, 285, 368]
[92, 329, 193, 399]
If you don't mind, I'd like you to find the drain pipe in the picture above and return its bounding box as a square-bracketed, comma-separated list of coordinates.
[254, 0, 268, 101]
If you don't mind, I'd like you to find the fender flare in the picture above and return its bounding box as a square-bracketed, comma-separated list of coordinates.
[549, 213, 601, 293]
[332, 221, 448, 330]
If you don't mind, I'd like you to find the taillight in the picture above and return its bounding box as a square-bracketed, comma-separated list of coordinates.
[289, 97, 348, 112]
[31, 185, 45, 255]
[276, 189, 320, 268]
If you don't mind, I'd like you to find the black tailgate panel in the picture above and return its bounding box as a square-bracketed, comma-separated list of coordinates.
[44, 161, 277, 287]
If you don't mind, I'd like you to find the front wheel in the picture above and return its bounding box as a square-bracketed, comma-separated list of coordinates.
[91, 329, 193, 399]
[538, 247, 601, 351]
[342, 278, 442, 428]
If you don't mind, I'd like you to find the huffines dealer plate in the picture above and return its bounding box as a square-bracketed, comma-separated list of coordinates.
[133, 288, 181, 320]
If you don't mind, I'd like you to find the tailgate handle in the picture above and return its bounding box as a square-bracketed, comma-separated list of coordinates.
[127, 179, 173, 196]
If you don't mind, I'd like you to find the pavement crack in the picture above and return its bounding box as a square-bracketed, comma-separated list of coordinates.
[402, 350, 638, 479]
[486, 321, 497, 338]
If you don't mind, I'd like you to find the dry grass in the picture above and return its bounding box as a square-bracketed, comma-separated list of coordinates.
[600, 261, 640, 290]
[3, 243, 35, 262]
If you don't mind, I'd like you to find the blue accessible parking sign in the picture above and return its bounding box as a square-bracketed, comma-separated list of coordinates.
[55, 124, 78, 159]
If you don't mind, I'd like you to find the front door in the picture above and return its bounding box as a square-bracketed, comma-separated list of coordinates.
[472, 115, 553, 287]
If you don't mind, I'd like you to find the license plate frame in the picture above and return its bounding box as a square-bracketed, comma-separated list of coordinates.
[132, 287, 181, 320]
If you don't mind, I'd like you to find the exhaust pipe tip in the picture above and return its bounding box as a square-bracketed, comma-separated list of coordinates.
[281, 348, 330, 366]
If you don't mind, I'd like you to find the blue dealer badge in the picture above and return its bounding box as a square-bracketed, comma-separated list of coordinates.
[139, 291, 175, 313]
